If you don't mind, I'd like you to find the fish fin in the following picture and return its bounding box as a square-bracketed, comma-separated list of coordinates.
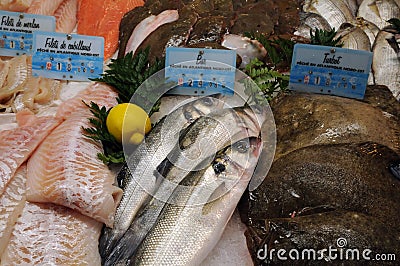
[202, 182, 229, 215]
[390, 161, 400, 180]
[156, 158, 173, 178]
[386, 35, 400, 54]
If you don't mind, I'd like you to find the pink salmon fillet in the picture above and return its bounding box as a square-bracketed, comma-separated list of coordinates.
[0, 109, 62, 197]
[0, 202, 102, 265]
[0, 165, 26, 258]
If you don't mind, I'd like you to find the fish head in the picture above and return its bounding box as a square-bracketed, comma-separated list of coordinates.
[181, 95, 225, 124]
[197, 137, 262, 210]
[233, 105, 268, 140]
[205, 137, 262, 203]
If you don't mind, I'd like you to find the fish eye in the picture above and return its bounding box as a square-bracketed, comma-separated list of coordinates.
[184, 110, 194, 121]
[201, 97, 214, 106]
[233, 139, 250, 153]
[213, 162, 226, 174]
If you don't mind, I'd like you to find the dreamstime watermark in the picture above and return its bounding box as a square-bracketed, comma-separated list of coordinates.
[257, 238, 397, 262]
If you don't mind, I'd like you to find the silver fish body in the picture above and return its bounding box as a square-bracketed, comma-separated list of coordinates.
[353, 17, 380, 48]
[303, 0, 355, 30]
[99, 96, 225, 259]
[132, 137, 262, 266]
[342, 0, 360, 16]
[102, 105, 267, 265]
[294, 12, 332, 39]
[358, 0, 400, 29]
[372, 29, 400, 100]
[335, 22, 371, 51]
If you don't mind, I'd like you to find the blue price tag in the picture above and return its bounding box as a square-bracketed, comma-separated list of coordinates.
[165, 47, 236, 96]
[289, 44, 373, 99]
[0, 11, 55, 56]
[32, 31, 104, 81]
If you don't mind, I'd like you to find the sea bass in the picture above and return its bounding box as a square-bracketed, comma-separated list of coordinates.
[132, 137, 262, 266]
[103, 105, 267, 265]
[99, 96, 225, 258]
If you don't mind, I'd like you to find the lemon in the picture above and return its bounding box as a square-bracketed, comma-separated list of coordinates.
[106, 103, 151, 144]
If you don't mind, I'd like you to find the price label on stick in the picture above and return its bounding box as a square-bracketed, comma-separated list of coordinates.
[32, 31, 104, 81]
[289, 44, 373, 99]
[165, 47, 236, 96]
[0, 11, 55, 56]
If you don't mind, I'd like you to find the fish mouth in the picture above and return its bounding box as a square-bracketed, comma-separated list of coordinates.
[236, 106, 266, 138]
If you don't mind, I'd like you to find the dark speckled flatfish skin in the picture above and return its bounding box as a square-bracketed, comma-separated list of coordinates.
[270, 89, 400, 160]
[249, 210, 400, 266]
[241, 142, 400, 229]
[239, 142, 400, 266]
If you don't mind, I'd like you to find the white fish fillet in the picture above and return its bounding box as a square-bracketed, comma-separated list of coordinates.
[56, 82, 118, 119]
[0, 165, 26, 258]
[125, 10, 179, 55]
[0, 55, 30, 106]
[27, 84, 122, 227]
[0, 0, 32, 12]
[0, 109, 62, 196]
[0, 202, 102, 266]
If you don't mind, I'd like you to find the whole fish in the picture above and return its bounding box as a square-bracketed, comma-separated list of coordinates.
[294, 12, 332, 39]
[334, 22, 371, 51]
[353, 17, 380, 48]
[241, 142, 400, 230]
[358, 0, 400, 29]
[102, 105, 267, 264]
[132, 137, 262, 266]
[269, 92, 400, 160]
[303, 0, 355, 30]
[372, 29, 400, 100]
[99, 96, 225, 258]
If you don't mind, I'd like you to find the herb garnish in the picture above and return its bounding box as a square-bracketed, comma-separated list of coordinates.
[310, 28, 343, 47]
[82, 101, 124, 164]
[83, 48, 166, 165]
[91, 47, 165, 115]
[243, 58, 290, 104]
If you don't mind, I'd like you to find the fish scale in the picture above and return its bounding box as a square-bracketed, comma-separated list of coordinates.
[303, 0, 355, 30]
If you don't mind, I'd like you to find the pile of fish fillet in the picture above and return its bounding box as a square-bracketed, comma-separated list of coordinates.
[0, 0, 400, 266]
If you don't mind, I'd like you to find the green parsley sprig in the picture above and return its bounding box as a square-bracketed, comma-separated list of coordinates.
[91, 47, 165, 115]
[243, 58, 290, 104]
[310, 28, 343, 47]
[82, 101, 124, 164]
